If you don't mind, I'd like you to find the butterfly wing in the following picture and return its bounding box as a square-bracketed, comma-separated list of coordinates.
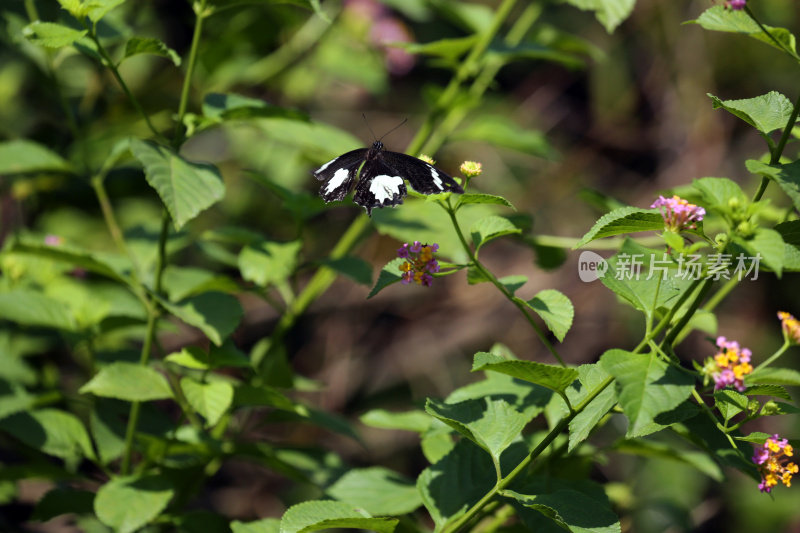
[353, 158, 408, 215]
[313, 148, 368, 202]
[380, 151, 463, 195]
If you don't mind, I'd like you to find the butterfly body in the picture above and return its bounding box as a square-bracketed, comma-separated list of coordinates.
[313, 141, 463, 215]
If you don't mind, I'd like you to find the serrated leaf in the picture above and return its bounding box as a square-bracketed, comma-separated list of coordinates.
[499, 274, 527, 294]
[23, 21, 87, 48]
[95, 475, 174, 533]
[747, 367, 800, 386]
[746, 159, 800, 213]
[367, 257, 405, 299]
[180, 377, 233, 427]
[0, 290, 76, 331]
[472, 352, 578, 394]
[328, 467, 422, 516]
[130, 138, 225, 230]
[202, 92, 307, 122]
[80, 362, 173, 401]
[7, 240, 131, 285]
[734, 227, 784, 276]
[231, 518, 281, 533]
[714, 389, 748, 421]
[359, 409, 432, 433]
[575, 207, 664, 248]
[744, 384, 791, 400]
[417, 440, 497, 531]
[691, 176, 747, 209]
[160, 292, 243, 346]
[692, 6, 797, 54]
[568, 364, 616, 452]
[599, 349, 694, 438]
[123, 37, 181, 66]
[0, 409, 95, 463]
[562, 0, 635, 33]
[708, 92, 794, 134]
[0, 140, 72, 174]
[456, 193, 516, 210]
[162, 265, 240, 301]
[774, 220, 800, 272]
[523, 289, 574, 342]
[426, 398, 528, 463]
[238, 240, 302, 288]
[470, 215, 521, 251]
[165, 343, 250, 370]
[279, 500, 397, 533]
[502, 489, 621, 533]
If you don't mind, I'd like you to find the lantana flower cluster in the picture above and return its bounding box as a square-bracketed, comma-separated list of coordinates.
[725, 0, 746, 10]
[778, 311, 800, 345]
[398, 241, 439, 286]
[651, 195, 706, 232]
[753, 434, 798, 493]
[702, 336, 753, 392]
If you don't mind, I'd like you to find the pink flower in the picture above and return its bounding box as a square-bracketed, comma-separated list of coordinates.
[726, 0, 746, 10]
[397, 242, 439, 288]
[752, 434, 797, 493]
[651, 195, 706, 232]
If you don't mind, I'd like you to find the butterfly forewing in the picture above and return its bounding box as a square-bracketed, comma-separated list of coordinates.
[380, 151, 463, 195]
[353, 158, 408, 215]
[313, 141, 462, 214]
[314, 148, 367, 202]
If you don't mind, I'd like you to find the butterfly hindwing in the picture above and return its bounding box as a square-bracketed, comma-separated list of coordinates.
[380, 151, 463, 195]
[353, 157, 408, 215]
[314, 148, 368, 202]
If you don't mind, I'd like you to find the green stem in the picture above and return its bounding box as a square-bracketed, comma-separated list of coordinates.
[754, 339, 791, 372]
[406, 0, 519, 156]
[174, 0, 210, 146]
[442, 375, 614, 533]
[443, 200, 565, 366]
[670, 277, 740, 346]
[744, 6, 800, 61]
[753, 90, 800, 202]
[662, 278, 714, 348]
[631, 278, 703, 354]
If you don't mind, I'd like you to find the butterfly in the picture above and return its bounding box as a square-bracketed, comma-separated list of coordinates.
[313, 141, 463, 215]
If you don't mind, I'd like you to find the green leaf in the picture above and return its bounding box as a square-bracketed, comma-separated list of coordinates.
[472, 352, 578, 394]
[80, 362, 173, 401]
[499, 274, 527, 295]
[568, 364, 616, 451]
[575, 207, 663, 248]
[238, 240, 302, 288]
[233, 384, 297, 412]
[328, 467, 422, 516]
[396, 35, 477, 60]
[320, 256, 372, 286]
[202, 92, 306, 122]
[32, 487, 94, 521]
[160, 292, 243, 346]
[23, 21, 87, 48]
[775, 220, 800, 272]
[165, 343, 250, 370]
[417, 440, 496, 530]
[359, 409, 432, 433]
[231, 518, 280, 533]
[130, 138, 225, 230]
[708, 92, 794, 134]
[180, 377, 234, 427]
[86, 0, 127, 22]
[503, 489, 621, 533]
[747, 367, 800, 386]
[0, 140, 72, 174]
[613, 438, 723, 480]
[162, 265, 240, 301]
[691, 176, 747, 209]
[714, 389, 748, 421]
[279, 500, 397, 533]
[456, 193, 516, 211]
[744, 384, 791, 400]
[562, 0, 635, 33]
[733, 227, 785, 276]
[123, 37, 181, 66]
[94, 475, 174, 533]
[367, 257, 405, 299]
[470, 215, 521, 251]
[599, 349, 694, 437]
[452, 116, 556, 159]
[0, 409, 95, 463]
[523, 289, 574, 342]
[7, 239, 131, 285]
[746, 159, 800, 213]
[0, 290, 76, 331]
[426, 398, 529, 464]
[692, 6, 797, 54]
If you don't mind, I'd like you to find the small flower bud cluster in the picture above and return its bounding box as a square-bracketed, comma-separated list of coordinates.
[753, 434, 797, 493]
[778, 311, 800, 345]
[398, 241, 439, 286]
[651, 195, 706, 232]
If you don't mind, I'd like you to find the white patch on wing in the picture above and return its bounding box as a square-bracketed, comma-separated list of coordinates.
[370, 175, 404, 203]
[430, 167, 443, 190]
[324, 167, 350, 193]
[316, 156, 339, 174]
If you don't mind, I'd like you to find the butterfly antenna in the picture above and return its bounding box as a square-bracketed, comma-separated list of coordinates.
[378, 118, 408, 142]
[362, 113, 378, 141]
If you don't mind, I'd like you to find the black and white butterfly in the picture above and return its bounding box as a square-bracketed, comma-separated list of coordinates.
[313, 141, 463, 215]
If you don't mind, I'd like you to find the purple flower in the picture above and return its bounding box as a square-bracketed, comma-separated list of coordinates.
[396, 242, 440, 288]
[397, 243, 410, 259]
[726, 0, 746, 10]
[651, 195, 706, 232]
